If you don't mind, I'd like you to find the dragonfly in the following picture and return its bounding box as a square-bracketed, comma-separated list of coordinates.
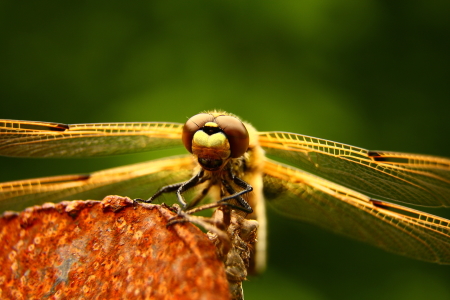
[1, 110, 450, 273]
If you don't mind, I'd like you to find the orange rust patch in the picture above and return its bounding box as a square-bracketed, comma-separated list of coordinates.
[0, 196, 230, 300]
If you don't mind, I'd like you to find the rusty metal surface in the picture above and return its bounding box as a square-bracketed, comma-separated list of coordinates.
[0, 196, 230, 300]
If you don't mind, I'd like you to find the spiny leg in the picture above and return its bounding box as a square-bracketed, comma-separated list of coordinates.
[139, 166, 253, 229]
[168, 176, 253, 225]
[220, 179, 253, 214]
[137, 182, 184, 203]
[169, 190, 252, 225]
[180, 173, 254, 215]
[138, 170, 206, 208]
[182, 169, 254, 215]
[175, 169, 206, 209]
[212, 168, 253, 213]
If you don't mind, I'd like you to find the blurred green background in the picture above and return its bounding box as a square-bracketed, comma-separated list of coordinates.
[1, 1, 450, 299]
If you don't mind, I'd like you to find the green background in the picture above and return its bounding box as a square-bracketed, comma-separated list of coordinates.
[1, 1, 450, 299]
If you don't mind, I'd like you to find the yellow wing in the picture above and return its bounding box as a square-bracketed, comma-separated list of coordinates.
[263, 158, 450, 264]
[259, 131, 450, 207]
[0, 155, 196, 213]
[0, 119, 184, 157]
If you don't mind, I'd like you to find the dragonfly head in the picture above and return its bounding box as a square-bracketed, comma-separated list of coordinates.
[182, 113, 249, 171]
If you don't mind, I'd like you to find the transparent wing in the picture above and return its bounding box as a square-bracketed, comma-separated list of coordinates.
[263, 158, 450, 264]
[259, 131, 450, 207]
[0, 155, 196, 213]
[0, 119, 184, 157]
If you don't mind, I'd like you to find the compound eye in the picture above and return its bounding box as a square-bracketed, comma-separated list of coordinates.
[215, 115, 249, 158]
[182, 113, 213, 153]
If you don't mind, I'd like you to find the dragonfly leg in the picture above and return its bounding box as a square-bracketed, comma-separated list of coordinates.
[137, 182, 184, 203]
[211, 168, 253, 213]
[175, 170, 206, 209]
[220, 179, 253, 214]
[137, 170, 206, 205]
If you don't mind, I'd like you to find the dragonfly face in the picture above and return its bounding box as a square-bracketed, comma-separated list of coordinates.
[1, 110, 450, 269]
[182, 113, 250, 171]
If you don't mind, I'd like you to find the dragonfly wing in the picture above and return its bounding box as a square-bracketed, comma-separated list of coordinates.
[263, 158, 450, 264]
[0, 120, 184, 157]
[259, 131, 450, 207]
[0, 155, 196, 213]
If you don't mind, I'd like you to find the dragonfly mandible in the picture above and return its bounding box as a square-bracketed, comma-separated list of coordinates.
[1, 110, 450, 271]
